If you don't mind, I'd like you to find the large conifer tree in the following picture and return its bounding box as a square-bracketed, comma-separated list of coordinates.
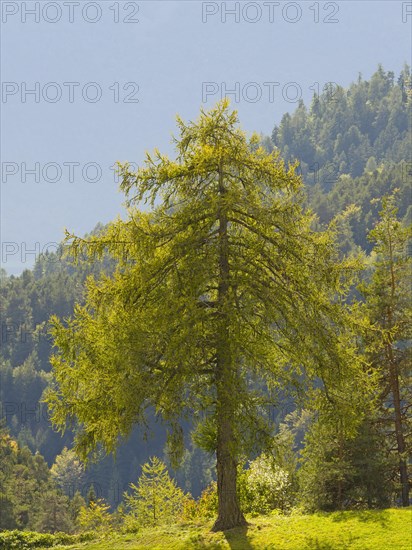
[46, 101, 364, 529]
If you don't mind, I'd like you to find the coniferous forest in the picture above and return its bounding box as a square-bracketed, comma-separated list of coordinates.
[0, 66, 411, 548]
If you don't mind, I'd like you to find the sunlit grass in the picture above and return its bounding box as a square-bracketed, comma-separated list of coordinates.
[48, 508, 412, 550]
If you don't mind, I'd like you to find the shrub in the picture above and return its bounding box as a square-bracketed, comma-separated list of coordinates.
[181, 481, 218, 521]
[0, 530, 95, 549]
[240, 454, 293, 514]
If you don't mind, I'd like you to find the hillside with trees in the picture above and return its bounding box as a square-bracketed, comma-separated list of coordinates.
[271, 65, 410, 186]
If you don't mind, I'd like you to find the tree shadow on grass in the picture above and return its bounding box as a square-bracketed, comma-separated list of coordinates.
[303, 537, 348, 550]
[223, 525, 255, 550]
[331, 509, 390, 528]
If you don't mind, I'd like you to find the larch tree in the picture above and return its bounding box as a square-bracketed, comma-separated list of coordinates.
[46, 101, 367, 530]
[124, 456, 186, 528]
[360, 194, 411, 507]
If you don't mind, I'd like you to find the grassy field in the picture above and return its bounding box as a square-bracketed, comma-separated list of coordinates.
[49, 508, 412, 550]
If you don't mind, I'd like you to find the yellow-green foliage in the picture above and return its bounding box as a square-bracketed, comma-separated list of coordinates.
[181, 482, 219, 522]
[77, 499, 112, 534]
[42, 509, 411, 550]
[0, 530, 95, 549]
[238, 454, 293, 515]
[46, 100, 369, 468]
[123, 457, 187, 529]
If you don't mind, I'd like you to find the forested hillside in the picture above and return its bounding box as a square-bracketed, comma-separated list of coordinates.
[0, 66, 410, 534]
[272, 65, 410, 184]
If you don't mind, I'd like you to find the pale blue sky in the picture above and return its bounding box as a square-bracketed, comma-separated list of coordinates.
[1, 0, 411, 273]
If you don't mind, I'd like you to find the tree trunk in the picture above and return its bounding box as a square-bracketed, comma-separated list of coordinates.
[337, 423, 344, 510]
[388, 342, 409, 506]
[212, 397, 247, 531]
[212, 162, 247, 531]
[387, 232, 409, 507]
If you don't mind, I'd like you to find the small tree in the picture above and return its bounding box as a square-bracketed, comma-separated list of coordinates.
[365, 156, 377, 172]
[77, 498, 112, 533]
[0, 425, 18, 529]
[69, 491, 86, 524]
[34, 490, 74, 534]
[124, 457, 186, 528]
[299, 408, 393, 511]
[86, 484, 97, 506]
[50, 447, 84, 497]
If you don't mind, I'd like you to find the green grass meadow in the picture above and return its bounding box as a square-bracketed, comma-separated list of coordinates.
[48, 508, 411, 550]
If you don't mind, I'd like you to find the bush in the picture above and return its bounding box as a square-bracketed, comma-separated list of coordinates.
[239, 454, 293, 515]
[0, 530, 95, 549]
[181, 481, 218, 521]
